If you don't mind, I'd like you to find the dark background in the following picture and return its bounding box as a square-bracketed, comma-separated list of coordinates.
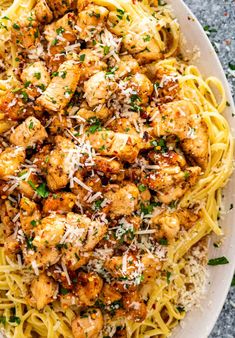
[183, 1, 235, 337]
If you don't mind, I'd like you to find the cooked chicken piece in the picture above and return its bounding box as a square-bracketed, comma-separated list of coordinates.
[116, 55, 140, 78]
[0, 147, 25, 181]
[176, 208, 200, 230]
[141, 254, 162, 283]
[88, 131, 141, 163]
[139, 187, 151, 202]
[0, 201, 18, 237]
[104, 183, 139, 218]
[47, 0, 74, 18]
[0, 120, 16, 134]
[71, 308, 103, 338]
[77, 0, 91, 12]
[46, 136, 76, 191]
[34, 0, 53, 23]
[30, 273, 57, 310]
[77, 105, 111, 121]
[120, 30, 161, 64]
[84, 71, 117, 108]
[60, 292, 81, 309]
[152, 100, 209, 169]
[94, 156, 124, 180]
[108, 117, 138, 136]
[78, 49, 107, 82]
[44, 13, 76, 44]
[143, 166, 201, 204]
[11, 15, 39, 50]
[64, 212, 98, 250]
[20, 197, 41, 236]
[71, 172, 103, 209]
[33, 214, 66, 250]
[101, 283, 122, 305]
[74, 272, 103, 306]
[0, 91, 31, 121]
[48, 115, 71, 135]
[135, 48, 162, 65]
[10, 117, 47, 148]
[151, 208, 199, 240]
[123, 291, 147, 322]
[142, 150, 201, 204]
[21, 61, 50, 97]
[152, 70, 179, 104]
[151, 211, 180, 240]
[43, 192, 76, 214]
[77, 5, 109, 40]
[148, 150, 187, 169]
[105, 253, 139, 280]
[36, 60, 80, 112]
[31, 144, 52, 176]
[46, 44, 67, 73]
[24, 246, 60, 268]
[61, 246, 91, 271]
[17, 172, 39, 198]
[82, 219, 108, 251]
[4, 235, 21, 259]
[128, 73, 153, 104]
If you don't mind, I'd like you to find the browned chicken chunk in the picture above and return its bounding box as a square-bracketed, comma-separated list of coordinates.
[36, 60, 80, 112]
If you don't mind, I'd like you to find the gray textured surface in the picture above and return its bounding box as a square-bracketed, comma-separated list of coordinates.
[183, 1, 235, 337]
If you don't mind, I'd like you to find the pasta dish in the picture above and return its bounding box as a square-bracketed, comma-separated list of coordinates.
[0, 0, 233, 337]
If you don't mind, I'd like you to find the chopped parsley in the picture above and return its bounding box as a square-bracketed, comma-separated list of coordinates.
[166, 271, 171, 284]
[60, 287, 69, 295]
[158, 0, 166, 6]
[95, 299, 105, 310]
[60, 71, 67, 79]
[56, 26, 65, 35]
[203, 25, 217, 34]
[0, 316, 6, 325]
[109, 300, 123, 316]
[138, 184, 147, 192]
[159, 238, 168, 246]
[208, 256, 229, 266]
[103, 46, 110, 56]
[28, 181, 49, 198]
[228, 63, 235, 71]
[154, 82, 160, 91]
[184, 171, 190, 180]
[56, 243, 68, 250]
[231, 275, 235, 287]
[176, 306, 185, 313]
[151, 138, 168, 152]
[51, 38, 59, 46]
[21, 91, 29, 103]
[28, 121, 34, 130]
[26, 237, 36, 251]
[9, 316, 21, 325]
[79, 54, 86, 62]
[140, 202, 161, 215]
[34, 72, 41, 80]
[35, 183, 49, 198]
[87, 117, 102, 134]
[30, 220, 38, 227]
[94, 199, 103, 210]
[13, 23, 20, 30]
[24, 81, 31, 88]
[52, 71, 59, 77]
[143, 35, 151, 42]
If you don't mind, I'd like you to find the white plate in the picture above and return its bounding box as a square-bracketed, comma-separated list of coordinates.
[168, 1, 235, 337]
